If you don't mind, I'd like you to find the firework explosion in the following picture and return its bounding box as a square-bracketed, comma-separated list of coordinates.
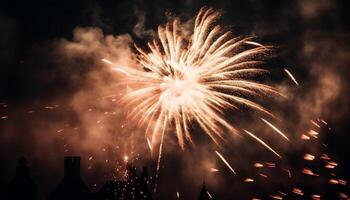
[103, 8, 282, 152]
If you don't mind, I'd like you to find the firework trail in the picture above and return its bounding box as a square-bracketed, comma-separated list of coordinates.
[154, 115, 168, 193]
[243, 129, 281, 158]
[261, 118, 289, 141]
[284, 68, 299, 86]
[215, 150, 236, 174]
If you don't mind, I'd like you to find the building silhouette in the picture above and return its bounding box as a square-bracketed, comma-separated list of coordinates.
[6, 157, 37, 200]
[5, 156, 209, 200]
[48, 156, 91, 200]
[94, 166, 153, 200]
[48, 156, 153, 200]
[197, 182, 212, 200]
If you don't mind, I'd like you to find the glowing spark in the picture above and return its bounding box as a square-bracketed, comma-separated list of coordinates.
[176, 191, 180, 199]
[124, 155, 129, 162]
[243, 130, 281, 158]
[311, 120, 321, 128]
[210, 168, 219, 172]
[320, 153, 331, 160]
[284, 68, 299, 86]
[325, 164, 335, 169]
[325, 161, 338, 169]
[301, 134, 310, 140]
[338, 179, 347, 186]
[269, 195, 283, 200]
[311, 194, 321, 200]
[308, 130, 319, 138]
[265, 162, 276, 168]
[215, 151, 236, 174]
[244, 178, 254, 182]
[254, 163, 264, 168]
[292, 188, 304, 196]
[103, 8, 281, 150]
[206, 191, 213, 199]
[261, 118, 289, 141]
[302, 168, 319, 176]
[258, 173, 268, 178]
[329, 179, 339, 185]
[304, 153, 315, 161]
[245, 41, 264, 47]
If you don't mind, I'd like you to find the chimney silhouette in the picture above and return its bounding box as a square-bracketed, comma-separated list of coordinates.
[64, 156, 80, 179]
[48, 156, 91, 200]
[7, 157, 36, 200]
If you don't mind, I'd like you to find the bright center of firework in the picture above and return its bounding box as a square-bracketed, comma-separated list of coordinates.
[160, 69, 200, 112]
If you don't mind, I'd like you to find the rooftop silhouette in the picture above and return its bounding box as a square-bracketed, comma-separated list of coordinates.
[6, 156, 209, 200]
[197, 182, 212, 200]
[48, 156, 91, 200]
[6, 157, 37, 200]
[94, 165, 152, 200]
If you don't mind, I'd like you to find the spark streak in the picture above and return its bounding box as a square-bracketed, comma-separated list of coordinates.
[243, 129, 281, 158]
[215, 151, 236, 174]
[261, 118, 289, 141]
[284, 68, 299, 86]
[147, 138, 153, 156]
[245, 41, 265, 47]
[210, 168, 219, 172]
[101, 59, 131, 75]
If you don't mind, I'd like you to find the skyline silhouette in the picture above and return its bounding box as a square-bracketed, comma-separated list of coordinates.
[5, 156, 211, 200]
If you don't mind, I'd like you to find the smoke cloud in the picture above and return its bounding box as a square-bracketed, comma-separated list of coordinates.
[1, 0, 349, 199]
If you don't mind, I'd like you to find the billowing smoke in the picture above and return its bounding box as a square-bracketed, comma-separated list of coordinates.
[0, 0, 349, 199]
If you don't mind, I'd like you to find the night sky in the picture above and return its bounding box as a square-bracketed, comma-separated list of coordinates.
[1, 0, 350, 199]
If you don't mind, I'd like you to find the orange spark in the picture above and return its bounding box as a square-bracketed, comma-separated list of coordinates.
[302, 168, 319, 176]
[292, 188, 304, 196]
[210, 168, 219, 172]
[304, 153, 315, 161]
[244, 178, 254, 182]
[311, 194, 321, 200]
[301, 134, 310, 140]
[308, 130, 319, 138]
[269, 195, 283, 200]
[254, 163, 264, 168]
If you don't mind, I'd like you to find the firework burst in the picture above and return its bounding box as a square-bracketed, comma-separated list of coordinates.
[103, 8, 281, 150]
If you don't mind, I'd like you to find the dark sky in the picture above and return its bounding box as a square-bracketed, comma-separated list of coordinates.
[1, 0, 350, 199]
